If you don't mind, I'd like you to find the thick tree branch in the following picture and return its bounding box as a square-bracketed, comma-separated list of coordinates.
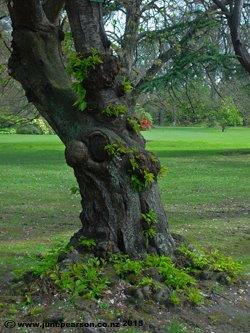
[134, 49, 173, 92]
[134, 18, 207, 92]
[228, 0, 250, 73]
[66, 0, 110, 53]
[212, 0, 231, 16]
[140, 0, 163, 14]
[7, 0, 83, 143]
[121, 0, 142, 76]
[134, 0, 249, 93]
[213, 0, 250, 73]
[7, 0, 49, 28]
[43, 0, 66, 24]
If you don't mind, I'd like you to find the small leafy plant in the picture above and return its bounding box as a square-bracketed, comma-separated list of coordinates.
[79, 237, 96, 250]
[111, 254, 143, 278]
[68, 49, 103, 111]
[14, 241, 71, 278]
[142, 209, 157, 246]
[178, 244, 242, 282]
[141, 209, 157, 225]
[143, 170, 155, 186]
[178, 244, 209, 269]
[129, 156, 156, 191]
[102, 104, 128, 117]
[185, 287, 204, 305]
[130, 174, 145, 192]
[70, 186, 80, 195]
[159, 165, 168, 177]
[209, 249, 242, 281]
[137, 277, 161, 291]
[104, 142, 128, 157]
[146, 255, 196, 290]
[50, 257, 109, 299]
[169, 291, 182, 306]
[127, 117, 141, 133]
[121, 78, 133, 93]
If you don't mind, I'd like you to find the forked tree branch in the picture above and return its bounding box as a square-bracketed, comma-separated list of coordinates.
[43, 0, 66, 24]
[212, 0, 250, 73]
[7, 0, 49, 28]
[66, 0, 110, 53]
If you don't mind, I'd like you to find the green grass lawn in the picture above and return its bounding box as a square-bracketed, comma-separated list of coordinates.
[0, 127, 250, 275]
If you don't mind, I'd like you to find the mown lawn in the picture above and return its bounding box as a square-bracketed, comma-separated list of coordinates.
[0, 127, 249, 275]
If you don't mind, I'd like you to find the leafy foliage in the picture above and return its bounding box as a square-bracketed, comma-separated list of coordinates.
[186, 287, 204, 305]
[70, 186, 80, 195]
[145, 255, 196, 290]
[142, 209, 157, 245]
[104, 142, 128, 156]
[127, 117, 141, 133]
[178, 244, 242, 282]
[102, 104, 128, 117]
[129, 155, 156, 192]
[207, 97, 243, 131]
[209, 250, 242, 281]
[137, 276, 162, 291]
[68, 49, 103, 111]
[111, 254, 143, 278]
[141, 209, 157, 225]
[12, 239, 241, 306]
[14, 241, 71, 278]
[169, 291, 182, 306]
[121, 78, 133, 93]
[178, 245, 209, 270]
[50, 257, 109, 299]
[79, 238, 96, 250]
[165, 320, 197, 333]
[130, 174, 145, 192]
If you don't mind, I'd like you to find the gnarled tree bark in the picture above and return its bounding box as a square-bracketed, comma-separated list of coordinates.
[7, 0, 174, 258]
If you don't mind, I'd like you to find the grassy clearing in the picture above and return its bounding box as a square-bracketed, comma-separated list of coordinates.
[0, 127, 249, 275]
[144, 127, 250, 271]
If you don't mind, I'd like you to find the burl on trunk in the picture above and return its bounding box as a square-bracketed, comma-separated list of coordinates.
[7, 0, 174, 258]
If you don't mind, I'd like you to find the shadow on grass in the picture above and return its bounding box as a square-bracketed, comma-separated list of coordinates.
[153, 148, 250, 158]
[0, 150, 65, 166]
[166, 208, 250, 221]
[1, 147, 250, 166]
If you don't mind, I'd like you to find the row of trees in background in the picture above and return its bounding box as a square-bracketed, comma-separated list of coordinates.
[137, 72, 248, 131]
[1, 0, 249, 134]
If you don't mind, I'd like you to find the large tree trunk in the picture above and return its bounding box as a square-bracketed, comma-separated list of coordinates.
[8, 0, 174, 258]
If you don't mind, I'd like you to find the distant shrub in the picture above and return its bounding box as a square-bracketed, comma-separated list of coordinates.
[0, 110, 24, 130]
[16, 124, 43, 135]
[0, 127, 16, 134]
[32, 118, 54, 134]
[16, 118, 54, 135]
[206, 97, 243, 132]
[0, 105, 54, 135]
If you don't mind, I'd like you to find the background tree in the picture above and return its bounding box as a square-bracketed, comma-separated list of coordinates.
[0, 11, 38, 130]
[207, 97, 243, 131]
[211, 0, 250, 73]
[2, 1, 249, 129]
